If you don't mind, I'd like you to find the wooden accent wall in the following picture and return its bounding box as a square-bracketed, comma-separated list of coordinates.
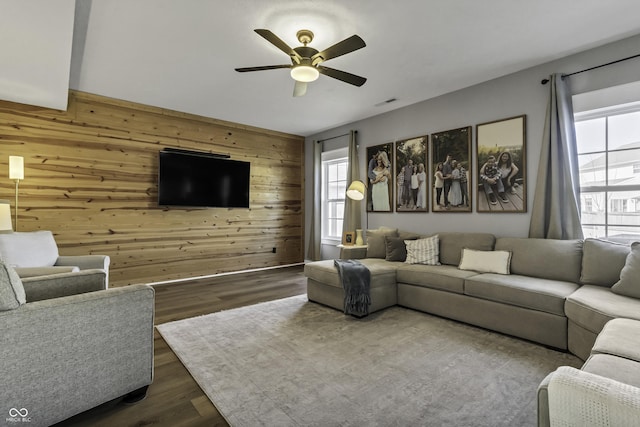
[0, 91, 304, 287]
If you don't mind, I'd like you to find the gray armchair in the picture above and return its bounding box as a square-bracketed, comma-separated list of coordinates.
[0, 269, 154, 427]
[0, 230, 110, 285]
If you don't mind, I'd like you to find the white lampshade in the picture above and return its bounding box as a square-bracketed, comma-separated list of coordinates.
[290, 65, 319, 83]
[346, 180, 366, 200]
[0, 200, 12, 231]
[9, 156, 24, 180]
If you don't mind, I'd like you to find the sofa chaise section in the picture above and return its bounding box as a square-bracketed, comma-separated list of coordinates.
[305, 258, 399, 314]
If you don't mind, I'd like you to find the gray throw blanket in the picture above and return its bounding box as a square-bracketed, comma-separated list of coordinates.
[334, 259, 371, 316]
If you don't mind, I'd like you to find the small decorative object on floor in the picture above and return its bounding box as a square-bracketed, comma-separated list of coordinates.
[334, 259, 371, 316]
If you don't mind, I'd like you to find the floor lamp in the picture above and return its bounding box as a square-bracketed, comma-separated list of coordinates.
[9, 156, 24, 231]
[346, 180, 367, 245]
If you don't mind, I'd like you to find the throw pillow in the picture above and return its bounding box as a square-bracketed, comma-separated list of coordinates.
[611, 242, 640, 299]
[366, 228, 398, 259]
[0, 258, 27, 311]
[405, 235, 440, 265]
[385, 236, 417, 262]
[458, 248, 512, 275]
[580, 238, 631, 287]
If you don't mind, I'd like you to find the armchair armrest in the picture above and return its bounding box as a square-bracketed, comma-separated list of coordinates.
[0, 284, 154, 427]
[56, 254, 110, 286]
[56, 254, 110, 271]
[21, 269, 107, 302]
[545, 366, 640, 426]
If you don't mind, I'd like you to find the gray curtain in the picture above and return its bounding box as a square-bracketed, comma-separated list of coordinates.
[529, 74, 584, 240]
[342, 130, 362, 235]
[307, 140, 322, 261]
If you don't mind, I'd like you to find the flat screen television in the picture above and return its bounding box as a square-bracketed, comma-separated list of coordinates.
[158, 149, 250, 208]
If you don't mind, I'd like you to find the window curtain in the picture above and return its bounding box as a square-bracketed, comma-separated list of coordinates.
[307, 140, 322, 261]
[529, 74, 584, 240]
[342, 130, 362, 236]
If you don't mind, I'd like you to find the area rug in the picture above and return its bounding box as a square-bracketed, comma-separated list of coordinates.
[157, 295, 581, 426]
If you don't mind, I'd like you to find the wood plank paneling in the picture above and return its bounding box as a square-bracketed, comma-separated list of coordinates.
[0, 91, 305, 286]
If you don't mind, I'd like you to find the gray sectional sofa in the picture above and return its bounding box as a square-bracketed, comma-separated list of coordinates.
[305, 228, 640, 424]
[305, 229, 640, 359]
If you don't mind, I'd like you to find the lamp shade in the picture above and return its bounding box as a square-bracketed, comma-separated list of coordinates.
[0, 200, 12, 231]
[9, 156, 24, 180]
[290, 65, 319, 83]
[346, 180, 366, 201]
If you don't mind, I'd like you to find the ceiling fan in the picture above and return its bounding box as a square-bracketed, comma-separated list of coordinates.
[235, 29, 367, 97]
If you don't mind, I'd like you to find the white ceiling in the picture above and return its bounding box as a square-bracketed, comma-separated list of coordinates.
[8, 1, 640, 137]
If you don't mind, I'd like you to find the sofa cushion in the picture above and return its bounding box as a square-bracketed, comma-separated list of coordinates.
[0, 230, 59, 268]
[580, 238, 630, 287]
[495, 237, 583, 283]
[405, 236, 440, 265]
[611, 242, 640, 299]
[384, 236, 416, 262]
[366, 228, 398, 258]
[438, 232, 495, 266]
[565, 285, 640, 334]
[458, 249, 511, 275]
[304, 258, 398, 289]
[464, 273, 578, 316]
[591, 318, 640, 363]
[396, 264, 478, 294]
[0, 259, 26, 311]
[582, 354, 640, 389]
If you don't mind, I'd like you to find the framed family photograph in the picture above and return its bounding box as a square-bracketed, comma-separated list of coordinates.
[342, 231, 355, 246]
[431, 126, 472, 212]
[366, 142, 394, 212]
[395, 135, 429, 212]
[476, 115, 526, 213]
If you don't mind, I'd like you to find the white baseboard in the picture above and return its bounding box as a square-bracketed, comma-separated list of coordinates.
[147, 262, 305, 286]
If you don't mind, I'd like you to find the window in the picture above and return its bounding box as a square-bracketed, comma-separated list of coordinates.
[321, 148, 348, 242]
[575, 99, 640, 243]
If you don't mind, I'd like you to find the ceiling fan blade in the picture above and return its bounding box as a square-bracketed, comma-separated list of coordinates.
[293, 81, 307, 97]
[311, 35, 366, 63]
[254, 29, 302, 61]
[235, 65, 291, 72]
[317, 65, 367, 87]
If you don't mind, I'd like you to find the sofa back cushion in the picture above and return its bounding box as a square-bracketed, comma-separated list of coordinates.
[580, 238, 631, 287]
[495, 237, 583, 283]
[438, 232, 496, 266]
[611, 242, 640, 299]
[0, 231, 59, 268]
[366, 228, 398, 258]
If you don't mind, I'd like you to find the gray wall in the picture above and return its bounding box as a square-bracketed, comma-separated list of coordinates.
[306, 33, 640, 259]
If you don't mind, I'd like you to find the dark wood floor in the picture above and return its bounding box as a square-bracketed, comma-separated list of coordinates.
[57, 265, 307, 427]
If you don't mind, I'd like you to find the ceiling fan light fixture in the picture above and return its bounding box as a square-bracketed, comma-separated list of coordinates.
[290, 65, 319, 83]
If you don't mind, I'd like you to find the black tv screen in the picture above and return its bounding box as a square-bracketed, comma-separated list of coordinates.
[158, 149, 250, 208]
